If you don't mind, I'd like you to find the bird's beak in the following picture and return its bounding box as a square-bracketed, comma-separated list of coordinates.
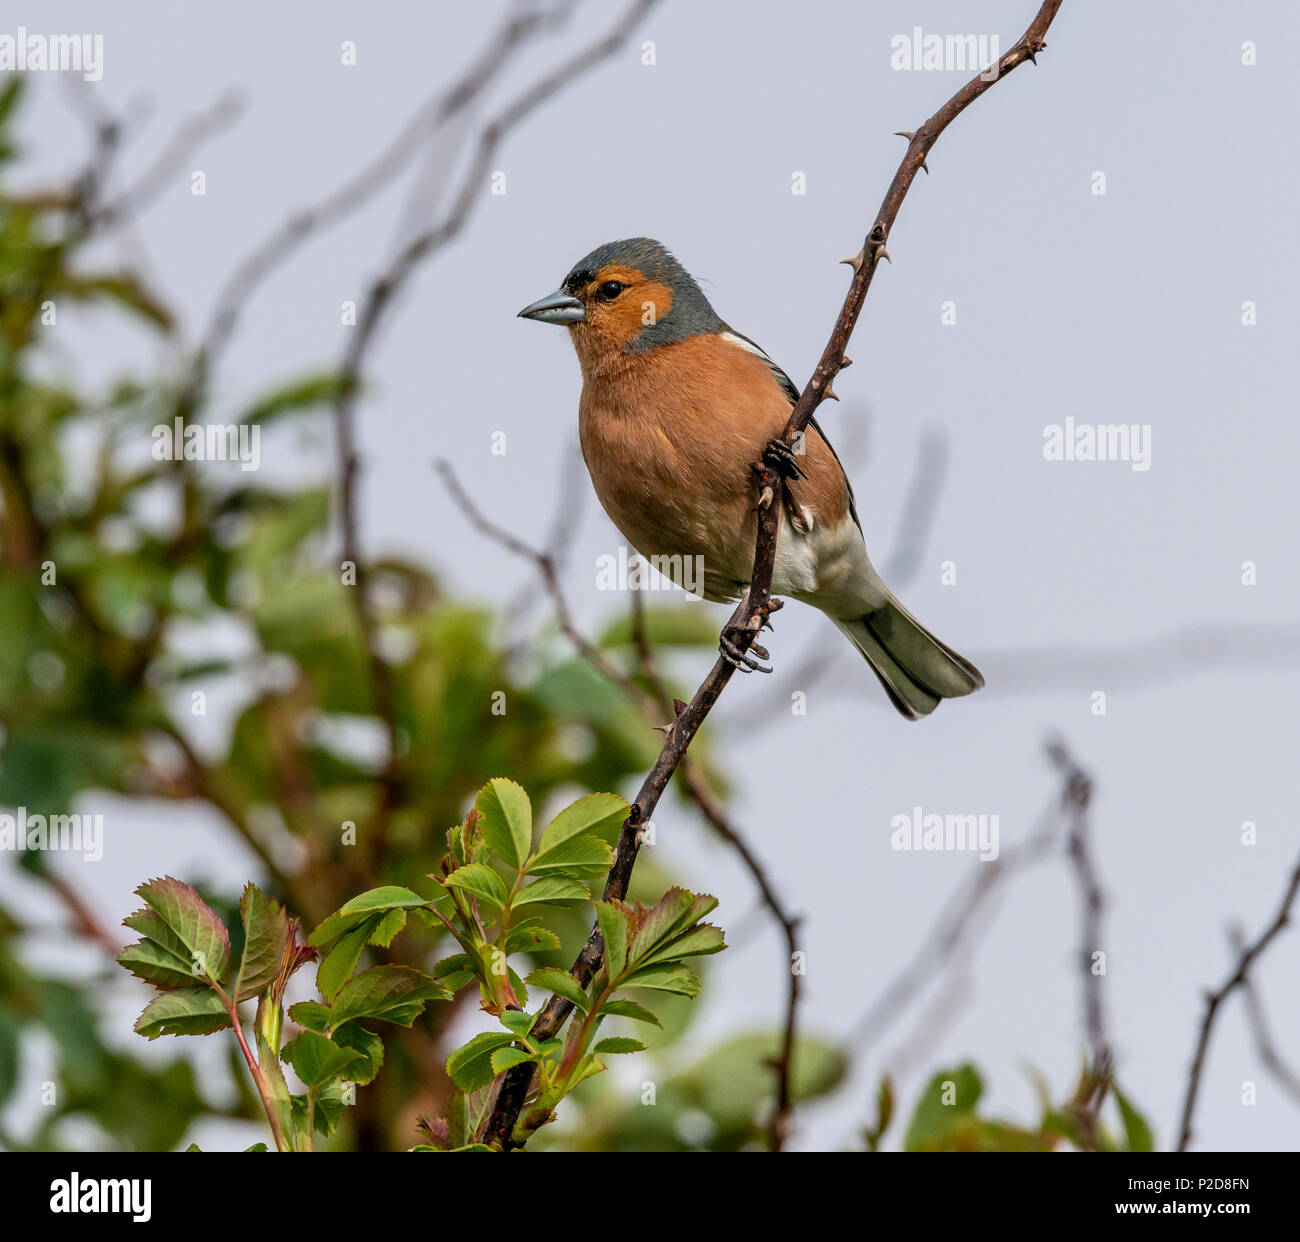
[517, 289, 585, 325]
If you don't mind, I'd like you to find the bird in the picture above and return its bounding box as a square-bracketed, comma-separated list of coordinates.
[517, 237, 983, 719]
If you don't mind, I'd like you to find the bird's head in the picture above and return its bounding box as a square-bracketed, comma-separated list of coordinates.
[518, 238, 722, 369]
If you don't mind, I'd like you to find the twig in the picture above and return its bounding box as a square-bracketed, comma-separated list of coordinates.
[1046, 739, 1110, 1072]
[1232, 925, 1300, 1107]
[849, 795, 1064, 1046]
[90, 92, 245, 230]
[1177, 851, 1300, 1151]
[482, 0, 1065, 1149]
[195, 3, 578, 378]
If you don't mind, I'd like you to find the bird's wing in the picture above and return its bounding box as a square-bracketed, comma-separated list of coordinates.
[719, 328, 861, 531]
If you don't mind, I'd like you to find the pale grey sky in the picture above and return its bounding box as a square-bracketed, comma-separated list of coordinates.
[5, 0, 1299, 1151]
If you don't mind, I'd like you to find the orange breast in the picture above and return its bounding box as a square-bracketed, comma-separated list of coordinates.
[577, 333, 853, 596]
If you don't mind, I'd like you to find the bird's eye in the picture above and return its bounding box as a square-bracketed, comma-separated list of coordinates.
[597, 280, 624, 301]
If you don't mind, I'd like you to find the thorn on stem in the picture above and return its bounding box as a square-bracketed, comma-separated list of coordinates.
[840, 250, 865, 275]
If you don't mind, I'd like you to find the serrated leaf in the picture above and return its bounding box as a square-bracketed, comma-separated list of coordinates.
[502, 921, 563, 955]
[133, 988, 232, 1040]
[525, 967, 589, 1011]
[592, 1037, 645, 1055]
[599, 999, 661, 1027]
[595, 901, 630, 978]
[123, 907, 190, 961]
[316, 916, 378, 1002]
[135, 877, 231, 985]
[475, 778, 533, 869]
[491, 1046, 536, 1074]
[513, 875, 589, 906]
[526, 833, 613, 877]
[309, 886, 428, 947]
[431, 953, 476, 991]
[369, 907, 407, 948]
[442, 863, 509, 909]
[235, 884, 291, 1000]
[117, 940, 198, 990]
[330, 966, 450, 1030]
[627, 889, 716, 964]
[536, 792, 628, 856]
[282, 1030, 362, 1089]
[633, 923, 726, 970]
[446, 1031, 516, 1092]
[620, 961, 701, 997]
[288, 1000, 331, 1033]
[332, 1022, 385, 1086]
[499, 1009, 536, 1038]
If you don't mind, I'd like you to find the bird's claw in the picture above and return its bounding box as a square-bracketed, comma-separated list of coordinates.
[763, 438, 805, 481]
[719, 628, 772, 674]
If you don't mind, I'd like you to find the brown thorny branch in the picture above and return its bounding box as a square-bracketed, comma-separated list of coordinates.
[436, 459, 804, 1150]
[329, 0, 661, 866]
[1176, 850, 1300, 1151]
[480, 0, 1066, 1149]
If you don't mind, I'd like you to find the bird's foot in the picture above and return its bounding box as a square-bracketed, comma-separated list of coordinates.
[719, 626, 771, 674]
[762, 437, 805, 481]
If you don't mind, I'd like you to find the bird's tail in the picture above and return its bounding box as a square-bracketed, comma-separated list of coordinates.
[833, 595, 984, 721]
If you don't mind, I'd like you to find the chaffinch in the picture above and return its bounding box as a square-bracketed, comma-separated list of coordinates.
[518, 237, 983, 719]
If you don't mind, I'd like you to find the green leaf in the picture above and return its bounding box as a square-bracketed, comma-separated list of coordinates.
[442, 863, 509, 910]
[1114, 1084, 1154, 1153]
[431, 953, 476, 991]
[512, 876, 589, 907]
[599, 999, 661, 1027]
[536, 792, 628, 856]
[446, 1032, 516, 1092]
[634, 923, 726, 970]
[316, 917, 378, 1002]
[235, 884, 291, 1000]
[627, 889, 716, 964]
[491, 1046, 536, 1074]
[592, 1037, 645, 1055]
[135, 877, 231, 985]
[502, 920, 563, 956]
[241, 372, 356, 426]
[330, 966, 450, 1030]
[904, 1064, 983, 1152]
[332, 1022, 385, 1086]
[369, 907, 407, 948]
[619, 961, 700, 997]
[526, 834, 613, 877]
[309, 887, 428, 947]
[117, 940, 198, 991]
[133, 988, 232, 1040]
[475, 778, 533, 869]
[525, 967, 589, 1011]
[595, 901, 630, 978]
[288, 1001, 330, 1034]
[282, 1031, 362, 1089]
[499, 1009, 536, 1038]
